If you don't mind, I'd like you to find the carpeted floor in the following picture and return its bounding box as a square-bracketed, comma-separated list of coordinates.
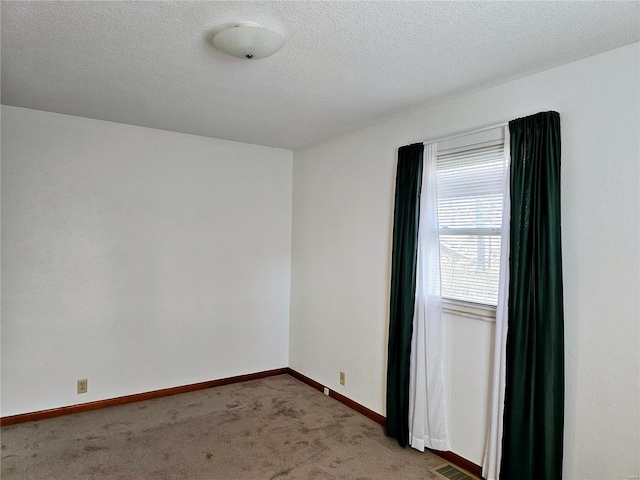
[1, 374, 474, 479]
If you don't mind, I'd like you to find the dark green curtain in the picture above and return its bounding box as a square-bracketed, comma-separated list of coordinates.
[501, 111, 564, 479]
[386, 143, 423, 447]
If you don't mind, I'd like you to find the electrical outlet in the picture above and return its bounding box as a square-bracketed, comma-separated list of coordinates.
[340, 371, 345, 386]
[77, 379, 88, 394]
[323, 387, 329, 396]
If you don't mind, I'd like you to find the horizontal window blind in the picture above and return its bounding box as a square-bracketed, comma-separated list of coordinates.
[437, 142, 505, 306]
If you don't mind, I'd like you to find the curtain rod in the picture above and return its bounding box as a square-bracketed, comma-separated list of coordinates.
[421, 121, 508, 145]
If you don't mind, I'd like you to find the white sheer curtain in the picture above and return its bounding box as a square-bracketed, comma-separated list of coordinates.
[482, 126, 511, 480]
[408, 142, 451, 452]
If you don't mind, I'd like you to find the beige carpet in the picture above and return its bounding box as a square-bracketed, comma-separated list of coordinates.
[1, 374, 469, 479]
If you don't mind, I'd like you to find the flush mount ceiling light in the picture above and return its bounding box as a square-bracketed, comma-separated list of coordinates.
[213, 22, 284, 60]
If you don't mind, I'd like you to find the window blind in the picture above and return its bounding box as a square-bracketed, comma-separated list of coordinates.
[437, 142, 506, 306]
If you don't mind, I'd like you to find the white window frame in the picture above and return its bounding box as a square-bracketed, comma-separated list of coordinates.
[436, 127, 506, 322]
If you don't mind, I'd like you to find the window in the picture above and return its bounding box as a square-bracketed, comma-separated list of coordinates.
[436, 128, 506, 309]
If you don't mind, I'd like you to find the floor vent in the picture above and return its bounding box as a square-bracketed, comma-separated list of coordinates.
[434, 463, 477, 480]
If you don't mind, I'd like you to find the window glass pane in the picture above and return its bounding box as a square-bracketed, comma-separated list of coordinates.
[438, 193, 503, 230]
[437, 146, 505, 231]
[439, 234, 502, 306]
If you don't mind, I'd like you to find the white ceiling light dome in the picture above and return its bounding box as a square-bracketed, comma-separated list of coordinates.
[213, 22, 284, 60]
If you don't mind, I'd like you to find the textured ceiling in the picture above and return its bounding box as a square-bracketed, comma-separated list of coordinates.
[2, 1, 639, 150]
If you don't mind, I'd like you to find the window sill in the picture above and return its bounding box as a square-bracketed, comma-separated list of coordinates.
[442, 298, 496, 323]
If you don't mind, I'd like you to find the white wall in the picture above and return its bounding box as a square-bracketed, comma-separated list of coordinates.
[290, 43, 639, 479]
[1, 106, 293, 417]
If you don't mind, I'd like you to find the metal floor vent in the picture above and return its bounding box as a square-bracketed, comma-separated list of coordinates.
[434, 464, 476, 480]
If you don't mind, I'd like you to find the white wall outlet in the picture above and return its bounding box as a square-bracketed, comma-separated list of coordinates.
[323, 387, 329, 396]
[77, 379, 88, 394]
[339, 371, 345, 385]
